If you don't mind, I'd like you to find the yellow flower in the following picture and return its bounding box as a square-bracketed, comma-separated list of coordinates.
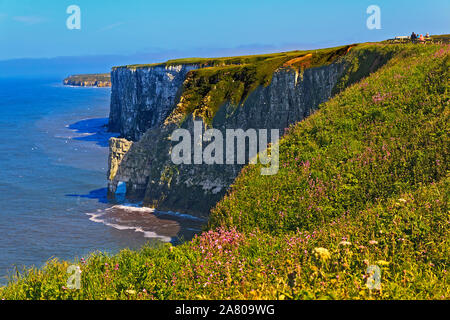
[339, 241, 352, 246]
[313, 247, 331, 261]
[375, 260, 390, 266]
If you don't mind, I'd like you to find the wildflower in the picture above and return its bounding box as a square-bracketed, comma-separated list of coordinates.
[375, 260, 390, 266]
[339, 241, 351, 246]
[398, 198, 407, 203]
[313, 247, 331, 262]
[372, 92, 390, 103]
[125, 289, 136, 295]
[369, 240, 378, 245]
[114, 264, 119, 271]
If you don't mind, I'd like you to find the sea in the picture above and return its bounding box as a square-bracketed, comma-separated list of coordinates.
[0, 78, 204, 285]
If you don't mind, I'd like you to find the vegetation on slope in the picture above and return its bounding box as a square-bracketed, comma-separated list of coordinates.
[1, 42, 448, 300]
[1, 176, 447, 299]
[168, 45, 355, 126]
[211, 43, 449, 234]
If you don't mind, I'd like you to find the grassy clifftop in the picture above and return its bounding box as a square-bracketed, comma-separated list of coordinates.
[1, 42, 448, 299]
[114, 45, 356, 126]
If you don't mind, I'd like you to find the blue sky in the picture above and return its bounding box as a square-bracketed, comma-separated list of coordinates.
[0, 0, 449, 61]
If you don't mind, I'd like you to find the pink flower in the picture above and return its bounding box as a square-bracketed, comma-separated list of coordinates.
[372, 92, 392, 104]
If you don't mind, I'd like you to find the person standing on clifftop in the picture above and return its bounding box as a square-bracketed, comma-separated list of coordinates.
[419, 34, 425, 43]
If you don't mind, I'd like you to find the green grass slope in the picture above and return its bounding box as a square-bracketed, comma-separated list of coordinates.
[0, 42, 448, 300]
[211, 43, 449, 234]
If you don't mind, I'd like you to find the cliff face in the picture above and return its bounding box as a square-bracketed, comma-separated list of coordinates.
[107, 61, 347, 216]
[108, 138, 133, 182]
[108, 64, 199, 141]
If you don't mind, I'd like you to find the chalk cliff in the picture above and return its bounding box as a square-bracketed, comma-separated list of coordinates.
[107, 46, 389, 216]
[109, 64, 199, 140]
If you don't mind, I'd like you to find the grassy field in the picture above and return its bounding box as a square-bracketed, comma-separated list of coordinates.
[1, 41, 448, 300]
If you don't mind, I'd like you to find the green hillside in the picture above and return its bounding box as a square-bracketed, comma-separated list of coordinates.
[1, 41, 448, 300]
[210, 42, 448, 234]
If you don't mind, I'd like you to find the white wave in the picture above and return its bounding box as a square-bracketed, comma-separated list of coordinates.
[86, 208, 171, 242]
[163, 210, 206, 222]
[110, 204, 155, 213]
[106, 204, 203, 221]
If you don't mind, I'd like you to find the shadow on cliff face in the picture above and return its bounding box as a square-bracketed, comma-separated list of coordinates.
[66, 187, 135, 205]
[68, 118, 119, 147]
[66, 187, 110, 203]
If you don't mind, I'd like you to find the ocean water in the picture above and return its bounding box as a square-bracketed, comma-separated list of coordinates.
[0, 78, 203, 285]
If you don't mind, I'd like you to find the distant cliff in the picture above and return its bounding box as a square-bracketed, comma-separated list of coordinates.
[63, 73, 111, 87]
[107, 45, 391, 216]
